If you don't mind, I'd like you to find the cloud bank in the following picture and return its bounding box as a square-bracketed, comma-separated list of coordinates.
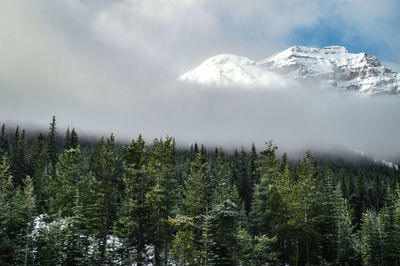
[1, 0, 400, 160]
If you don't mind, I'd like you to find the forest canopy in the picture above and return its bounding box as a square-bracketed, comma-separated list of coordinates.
[0, 117, 399, 265]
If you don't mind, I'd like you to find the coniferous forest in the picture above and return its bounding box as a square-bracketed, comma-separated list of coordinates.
[1, 117, 400, 266]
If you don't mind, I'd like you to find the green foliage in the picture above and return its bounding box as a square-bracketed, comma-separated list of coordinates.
[49, 147, 86, 218]
[183, 152, 211, 218]
[1, 120, 400, 265]
[0, 156, 36, 265]
[9, 128, 27, 187]
[0, 124, 8, 158]
[118, 136, 152, 265]
[48, 116, 57, 173]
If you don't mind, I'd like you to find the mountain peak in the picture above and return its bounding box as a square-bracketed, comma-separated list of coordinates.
[202, 54, 255, 65]
[179, 46, 400, 95]
[321, 46, 349, 54]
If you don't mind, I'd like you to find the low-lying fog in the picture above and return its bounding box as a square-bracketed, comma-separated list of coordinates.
[2, 80, 400, 162]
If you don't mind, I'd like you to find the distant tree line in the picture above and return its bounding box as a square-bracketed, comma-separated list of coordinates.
[0, 116, 400, 265]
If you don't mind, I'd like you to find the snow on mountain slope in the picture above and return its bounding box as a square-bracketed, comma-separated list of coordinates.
[179, 46, 400, 95]
[179, 54, 289, 88]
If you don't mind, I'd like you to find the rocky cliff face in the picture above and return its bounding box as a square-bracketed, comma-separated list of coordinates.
[179, 46, 400, 95]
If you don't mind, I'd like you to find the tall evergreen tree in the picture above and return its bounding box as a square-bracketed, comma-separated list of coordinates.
[88, 135, 120, 262]
[9, 127, 27, 187]
[0, 156, 36, 265]
[146, 137, 178, 265]
[48, 116, 57, 173]
[361, 210, 384, 265]
[249, 143, 259, 187]
[29, 133, 49, 212]
[49, 147, 86, 218]
[238, 148, 252, 214]
[334, 186, 361, 265]
[118, 136, 151, 265]
[0, 124, 8, 158]
[70, 128, 78, 149]
[354, 171, 366, 225]
[171, 152, 212, 264]
[65, 127, 71, 150]
[182, 152, 212, 218]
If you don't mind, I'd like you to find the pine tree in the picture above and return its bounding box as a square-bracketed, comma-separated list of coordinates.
[29, 133, 49, 212]
[0, 124, 8, 158]
[9, 127, 27, 187]
[0, 157, 36, 265]
[171, 152, 212, 264]
[238, 148, 252, 214]
[88, 135, 120, 262]
[318, 164, 338, 263]
[361, 210, 384, 265]
[379, 188, 400, 265]
[118, 136, 151, 266]
[70, 128, 78, 149]
[146, 137, 178, 265]
[231, 149, 240, 191]
[288, 151, 324, 265]
[170, 215, 198, 265]
[249, 143, 259, 187]
[212, 150, 232, 205]
[235, 226, 253, 265]
[47, 116, 57, 174]
[252, 234, 279, 265]
[0, 155, 17, 265]
[182, 152, 211, 218]
[210, 198, 240, 265]
[209, 151, 242, 265]
[65, 127, 79, 150]
[65, 127, 71, 150]
[21, 177, 36, 265]
[334, 186, 361, 265]
[199, 208, 217, 265]
[250, 141, 282, 236]
[61, 191, 91, 265]
[49, 147, 86, 218]
[280, 152, 288, 173]
[354, 171, 366, 225]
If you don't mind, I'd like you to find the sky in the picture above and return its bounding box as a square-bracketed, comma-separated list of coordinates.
[1, 0, 400, 160]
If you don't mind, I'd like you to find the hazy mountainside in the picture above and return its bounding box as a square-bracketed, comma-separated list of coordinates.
[179, 46, 400, 95]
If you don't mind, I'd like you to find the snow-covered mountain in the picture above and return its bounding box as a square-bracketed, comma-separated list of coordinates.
[179, 46, 400, 95]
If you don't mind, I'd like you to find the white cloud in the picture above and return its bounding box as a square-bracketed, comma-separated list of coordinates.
[0, 0, 399, 159]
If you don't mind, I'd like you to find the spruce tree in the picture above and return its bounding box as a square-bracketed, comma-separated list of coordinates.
[249, 143, 259, 187]
[354, 171, 366, 225]
[70, 128, 78, 149]
[47, 116, 57, 173]
[88, 135, 120, 262]
[361, 210, 384, 265]
[250, 141, 282, 236]
[65, 127, 71, 150]
[146, 137, 178, 265]
[29, 133, 49, 212]
[118, 136, 151, 265]
[334, 186, 361, 265]
[379, 188, 400, 265]
[209, 151, 242, 265]
[9, 127, 27, 187]
[0, 157, 36, 265]
[289, 151, 324, 265]
[238, 148, 251, 214]
[182, 152, 211, 218]
[49, 147, 86, 218]
[0, 124, 8, 158]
